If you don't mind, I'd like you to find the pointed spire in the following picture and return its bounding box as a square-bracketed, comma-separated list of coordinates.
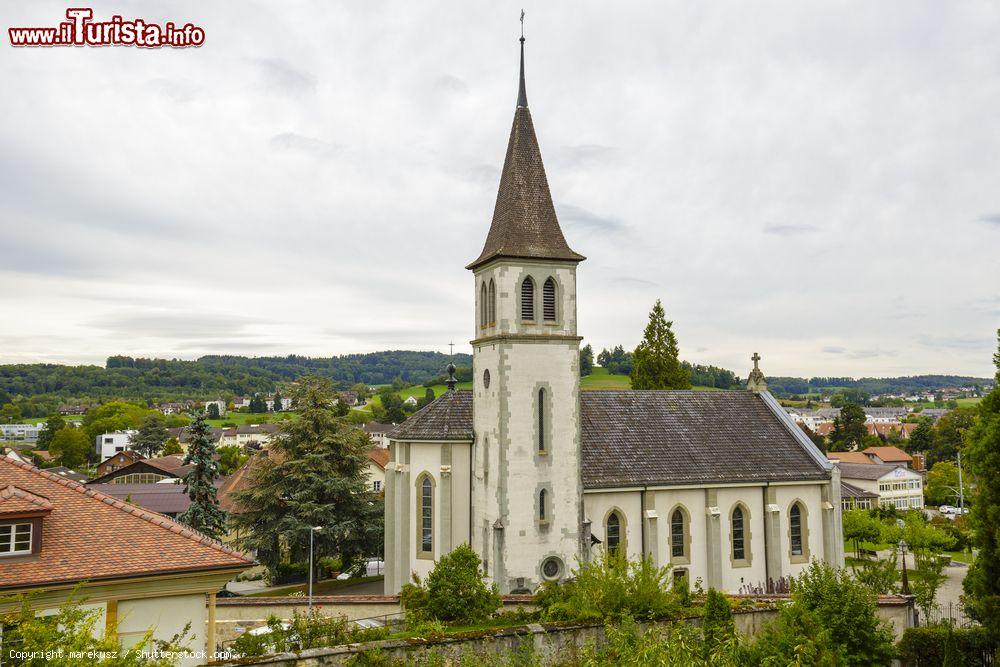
[517, 12, 528, 108]
[466, 22, 585, 271]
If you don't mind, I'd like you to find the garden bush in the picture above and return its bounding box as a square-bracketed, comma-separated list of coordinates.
[400, 544, 501, 625]
[897, 625, 996, 666]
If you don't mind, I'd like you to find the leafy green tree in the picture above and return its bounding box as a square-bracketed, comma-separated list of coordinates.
[963, 329, 1000, 636]
[249, 394, 268, 413]
[929, 407, 978, 465]
[597, 348, 611, 368]
[350, 382, 369, 401]
[206, 402, 221, 419]
[908, 417, 935, 453]
[381, 393, 407, 423]
[217, 444, 249, 476]
[177, 413, 227, 540]
[231, 377, 383, 574]
[162, 436, 183, 455]
[35, 414, 66, 450]
[416, 387, 436, 410]
[333, 398, 350, 417]
[925, 461, 961, 507]
[0, 402, 22, 422]
[131, 412, 169, 458]
[580, 344, 594, 377]
[48, 427, 91, 468]
[842, 509, 882, 559]
[830, 403, 867, 451]
[749, 603, 843, 666]
[401, 544, 502, 624]
[630, 300, 690, 390]
[82, 401, 150, 443]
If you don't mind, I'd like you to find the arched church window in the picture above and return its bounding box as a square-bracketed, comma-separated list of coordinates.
[790, 503, 803, 557]
[419, 475, 433, 556]
[732, 506, 746, 561]
[488, 279, 496, 325]
[606, 511, 622, 553]
[537, 387, 546, 452]
[671, 508, 686, 559]
[539, 488, 547, 521]
[480, 282, 488, 329]
[521, 277, 535, 321]
[542, 277, 556, 321]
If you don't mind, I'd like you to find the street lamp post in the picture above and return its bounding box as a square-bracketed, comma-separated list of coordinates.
[899, 539, 910, 595]
[309, 526, 322, 612]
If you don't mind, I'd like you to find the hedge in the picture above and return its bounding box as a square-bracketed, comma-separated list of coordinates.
[898, 625, 996, 666]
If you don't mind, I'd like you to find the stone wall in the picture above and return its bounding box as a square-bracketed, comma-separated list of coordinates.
[212, 595, 914, 666]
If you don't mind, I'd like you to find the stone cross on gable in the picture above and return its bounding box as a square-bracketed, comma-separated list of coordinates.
[747, 352, 767, 393]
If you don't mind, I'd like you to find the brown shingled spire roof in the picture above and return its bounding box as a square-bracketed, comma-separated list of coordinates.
[466, 35, 584, 270]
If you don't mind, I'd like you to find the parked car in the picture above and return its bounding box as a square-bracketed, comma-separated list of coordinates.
[939, 505, 957, 515]
[336, 557, 385, 580]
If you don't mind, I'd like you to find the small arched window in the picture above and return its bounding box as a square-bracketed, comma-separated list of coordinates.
[480, 282, 488, 328]
[790, 503, 803, 557]
[606, 511, 622, 553]
[671, 509, 686, 558]
[539, 489, 547, 521]
[543, 277, 556, 321]
[732, 506, 746, 561]
[537, 387, 546, 452]
[521, 277, 535, 321]
[420, 475, 433, 555]
[488, 279, 496, 325]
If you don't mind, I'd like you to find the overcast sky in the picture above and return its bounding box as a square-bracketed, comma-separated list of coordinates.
[1, 1, 998, 378]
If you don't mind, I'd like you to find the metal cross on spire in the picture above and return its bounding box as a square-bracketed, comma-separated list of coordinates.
[448, 341, 454, 357]
[520, 9, 525, 38]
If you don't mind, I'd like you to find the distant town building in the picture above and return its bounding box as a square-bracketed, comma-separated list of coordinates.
[96, 450, 143, 478]
[836, 462, 924, 511]
[88, 454, 190, 485]
[840, 481, 879, 511]
[0, 423, 41, 442]
[58, 403, 92, 416]
[361, 422, 394, 448]
[202, 399, 227, 417]
[95, 431, 135, 462]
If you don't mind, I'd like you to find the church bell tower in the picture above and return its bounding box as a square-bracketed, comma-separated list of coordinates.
[467, 30, 586, 593]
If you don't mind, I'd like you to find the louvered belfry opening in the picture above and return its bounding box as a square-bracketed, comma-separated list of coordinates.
[543, 277, 556, 321]
[521, 277, 535, 320]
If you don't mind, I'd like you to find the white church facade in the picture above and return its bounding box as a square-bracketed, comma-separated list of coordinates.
[384, 36, 843, 595]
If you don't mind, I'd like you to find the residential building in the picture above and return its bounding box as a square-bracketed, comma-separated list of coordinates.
[367, 448, 388, 493]
[0, 457, 252, 665]
[96, 450, 143, 478]
[88, 454, 191, 485]
[840, 481, 879, 511]
[383, 41, 842, 596]
[89, 479, 225, 519]
[0, 423, 41, 441]
[861, 445, 914, 468]
[403, 396, 418, 407]
[218, 423, 280, 449]
[836, 462, 924, 510]
[95, 431, 135, 462]
[361, 422, 394, 448]
[828, 451, 874, 465]
[864, 407, 910, 423]
[58, 403, 92, 415]
[338, 391, 359, 407]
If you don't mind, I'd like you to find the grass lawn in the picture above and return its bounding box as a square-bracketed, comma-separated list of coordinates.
[205, 412, 299, 428]
[581, 367, 631, 389]
[245, 575, 382, 597]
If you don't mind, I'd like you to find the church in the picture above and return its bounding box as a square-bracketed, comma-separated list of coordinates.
[384, 36, 843, 595]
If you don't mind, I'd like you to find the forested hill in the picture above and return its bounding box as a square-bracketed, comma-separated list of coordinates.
[766, 375, 992, 397]
[0, 351, 472, 405]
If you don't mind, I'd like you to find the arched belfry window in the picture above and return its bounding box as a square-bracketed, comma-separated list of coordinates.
[543, 278, 556, 321]
[480, 282, 488, 329]
[537, 388, 546, 452]
[539, 489, 547, 521]
[488, 279, 496, 325]
[606, 511, 622, 553]
[521, 277, 535, 321]
[418, 474, 434, 557]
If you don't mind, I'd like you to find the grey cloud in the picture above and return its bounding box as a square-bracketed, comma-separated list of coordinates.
[553, 144, 619, 167]
[557, 204, 626, 233]
[612, 276, 659, 287]
[270, 133, 342, 158]
[253, 58, 316, 95]
[822, 346, 846, 354]
[435, 75, 469, 94]
[978, 214, 1000, 226]
[917, 335, 993, 351]
[763, 224, 820, 236]
[145, 78, 200, 103]
[91, 313, 263, 340]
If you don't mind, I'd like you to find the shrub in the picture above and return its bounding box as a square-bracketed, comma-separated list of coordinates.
[400, 544, 501, 625]
[787, 560, 896, 666]
[897, 625, 996, 666]
[702, 588, 736, 652]
[852, 554, 899, 595]
[747, 603, 844, 666]
[232, 609, 388, 658]
[267, 561, 309, 585]
[579, 615, 747, 666]
[535, 549, 682, 622]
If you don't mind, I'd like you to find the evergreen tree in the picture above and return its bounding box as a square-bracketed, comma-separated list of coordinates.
[131, 412, 169, 458]
[830, 404, 867, 452]
[177, 413, 227, 540]
[908, 417, 935, 454]
[580, 344, 594, 377]
[630, 300, 690, 390]
[35, 414, 66, 450]
[271, 391, 282, 412]
[963, 329, 1000, 637]
[249, 394, 268, 414]
[206, 403, 220, 419]
[231, 377, 383, 574]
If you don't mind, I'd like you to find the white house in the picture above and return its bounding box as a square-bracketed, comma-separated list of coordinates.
[202, 399, 227, 417]
[95, 431, 135, 462]
[0, 423, 41, 442]
[836, 462, 924, 511]
[382, 40, 842, 596]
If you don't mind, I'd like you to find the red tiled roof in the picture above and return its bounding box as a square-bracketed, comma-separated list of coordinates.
[862, 445, 912, 462]
[0, 484, 54, 516]
[367, 448, 390, 469]
[0, 457, 252, 590]
[828, 452, 874, 465]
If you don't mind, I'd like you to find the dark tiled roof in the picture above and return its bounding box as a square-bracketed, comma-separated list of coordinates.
[388, 391, 473, 441]
[841, 481, 878, 499]
[835, 461, 906, 481]
[580, 391, 828, 488]
[466, 106, 584, 270]
[388, 390, 829, 487]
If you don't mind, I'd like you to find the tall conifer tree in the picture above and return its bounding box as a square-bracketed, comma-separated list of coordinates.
[630, 300, 691, 390]
[177, 412, 227, 540]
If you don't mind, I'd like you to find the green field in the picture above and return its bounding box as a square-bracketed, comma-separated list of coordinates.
[205, 412, 298, 428]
